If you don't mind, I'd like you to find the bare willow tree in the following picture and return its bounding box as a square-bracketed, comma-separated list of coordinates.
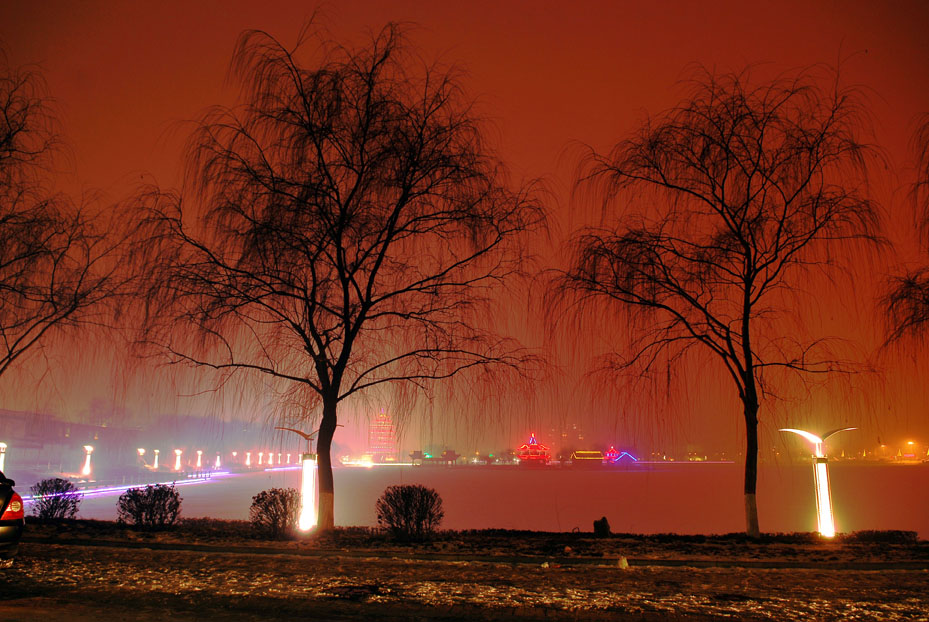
[885, 116, 929, 341]
[560, 68, 879, 537]
[0, 53, 119, 379]
[136, 25, 542, 531]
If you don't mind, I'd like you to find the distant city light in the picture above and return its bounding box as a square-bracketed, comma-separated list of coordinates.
[153, 449, 160, 469]
[267, 452, 273, 466]
[215, 453, 221, 469]
[258, 452, 264, 466]
[81, 445, 94, 477]
[245, 451, 251, 467]
[137, 448, 145, 456]
[298, 452, 318, 531]
[340, 456, 375, 468]
[174, 449, 183, 471]
[196, 450, 202, 468]
[286, 453, 291, 464]
[780, 427, 855, 538]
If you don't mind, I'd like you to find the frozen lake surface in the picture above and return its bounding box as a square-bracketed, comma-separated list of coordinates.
[43, 462, 929, 537]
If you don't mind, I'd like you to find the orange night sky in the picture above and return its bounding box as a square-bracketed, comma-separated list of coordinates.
[0, 0, 927, 457]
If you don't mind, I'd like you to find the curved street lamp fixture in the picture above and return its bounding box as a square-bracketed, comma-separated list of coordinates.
[780, 427, 856, 537]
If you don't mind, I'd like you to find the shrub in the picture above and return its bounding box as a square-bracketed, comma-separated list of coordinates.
[376, 484, 444, 541]
[249, 487, 300, 539]
[29, 478, 83, 521]
[842, 530, 918, 545]
[116, 483, 182, 530]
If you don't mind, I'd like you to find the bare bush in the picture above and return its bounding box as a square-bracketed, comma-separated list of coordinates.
[116, 483, 181, 530]
[376, 484, 444, 541]
[29, 477, 82, 521]
[249, 488, 300, 539]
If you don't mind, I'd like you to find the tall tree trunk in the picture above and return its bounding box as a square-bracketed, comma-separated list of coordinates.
[743, 389, 760, 538]
[315, 396, 338, 533]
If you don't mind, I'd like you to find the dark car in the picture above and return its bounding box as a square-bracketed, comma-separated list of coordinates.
[0, 471, 24, 562]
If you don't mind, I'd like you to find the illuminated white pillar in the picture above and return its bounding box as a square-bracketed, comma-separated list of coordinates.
[813, 457, 835, 537]
[258, 452, 264, 465]
[153, 449, 160, 469]
[0, 442, 6, 472]
[174, 449, 183, 471]
[286, 453, 292, 464]
[781, 427, 855, 538]
[196, 450, 202, 468]
[267, 452, 273, 466]
[81, 445, 94, 477]
[215, 453, 221, 468]
[245, 451, 251, 467]
[298, 452, 318, 531]
[278, 453, 282, 464]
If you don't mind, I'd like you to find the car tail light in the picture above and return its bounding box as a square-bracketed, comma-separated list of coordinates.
[1, 492, 24, 520]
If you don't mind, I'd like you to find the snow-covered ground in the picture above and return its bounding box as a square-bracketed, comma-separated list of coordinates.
[3, 537, 928, 621]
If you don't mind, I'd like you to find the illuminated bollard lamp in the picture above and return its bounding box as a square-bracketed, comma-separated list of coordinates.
[275, 426, 324, 532]
[81, 445, 94, 477]
[780, 427, 855, 538]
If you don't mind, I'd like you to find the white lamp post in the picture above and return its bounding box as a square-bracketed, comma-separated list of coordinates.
[298, 452, 318, 531]
[196, 450, 203, 468]
[275, 426, 324, 532]
[0, 442, 6, 472]
[780, 427, 855, 538]
[174, 449, 183, 471]
[153, 449, 160, 469]
[245, 451, 251, 467]
[81, 445, 94, 477]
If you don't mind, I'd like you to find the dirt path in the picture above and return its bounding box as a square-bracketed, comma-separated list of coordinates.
[1, 541, 928, 621]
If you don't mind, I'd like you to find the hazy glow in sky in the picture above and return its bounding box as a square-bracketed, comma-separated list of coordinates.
[0, 0, 927, 455]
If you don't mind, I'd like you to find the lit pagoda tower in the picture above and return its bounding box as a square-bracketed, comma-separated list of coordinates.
[367, 410, 397, 463]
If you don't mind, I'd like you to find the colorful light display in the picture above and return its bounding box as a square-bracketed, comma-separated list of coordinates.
[516, 433, 550, 464]
[605, 446, 639, 463]
[780, 427, 855, 538]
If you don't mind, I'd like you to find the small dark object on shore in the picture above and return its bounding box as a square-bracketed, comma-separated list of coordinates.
[594, 516, 611, 537]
